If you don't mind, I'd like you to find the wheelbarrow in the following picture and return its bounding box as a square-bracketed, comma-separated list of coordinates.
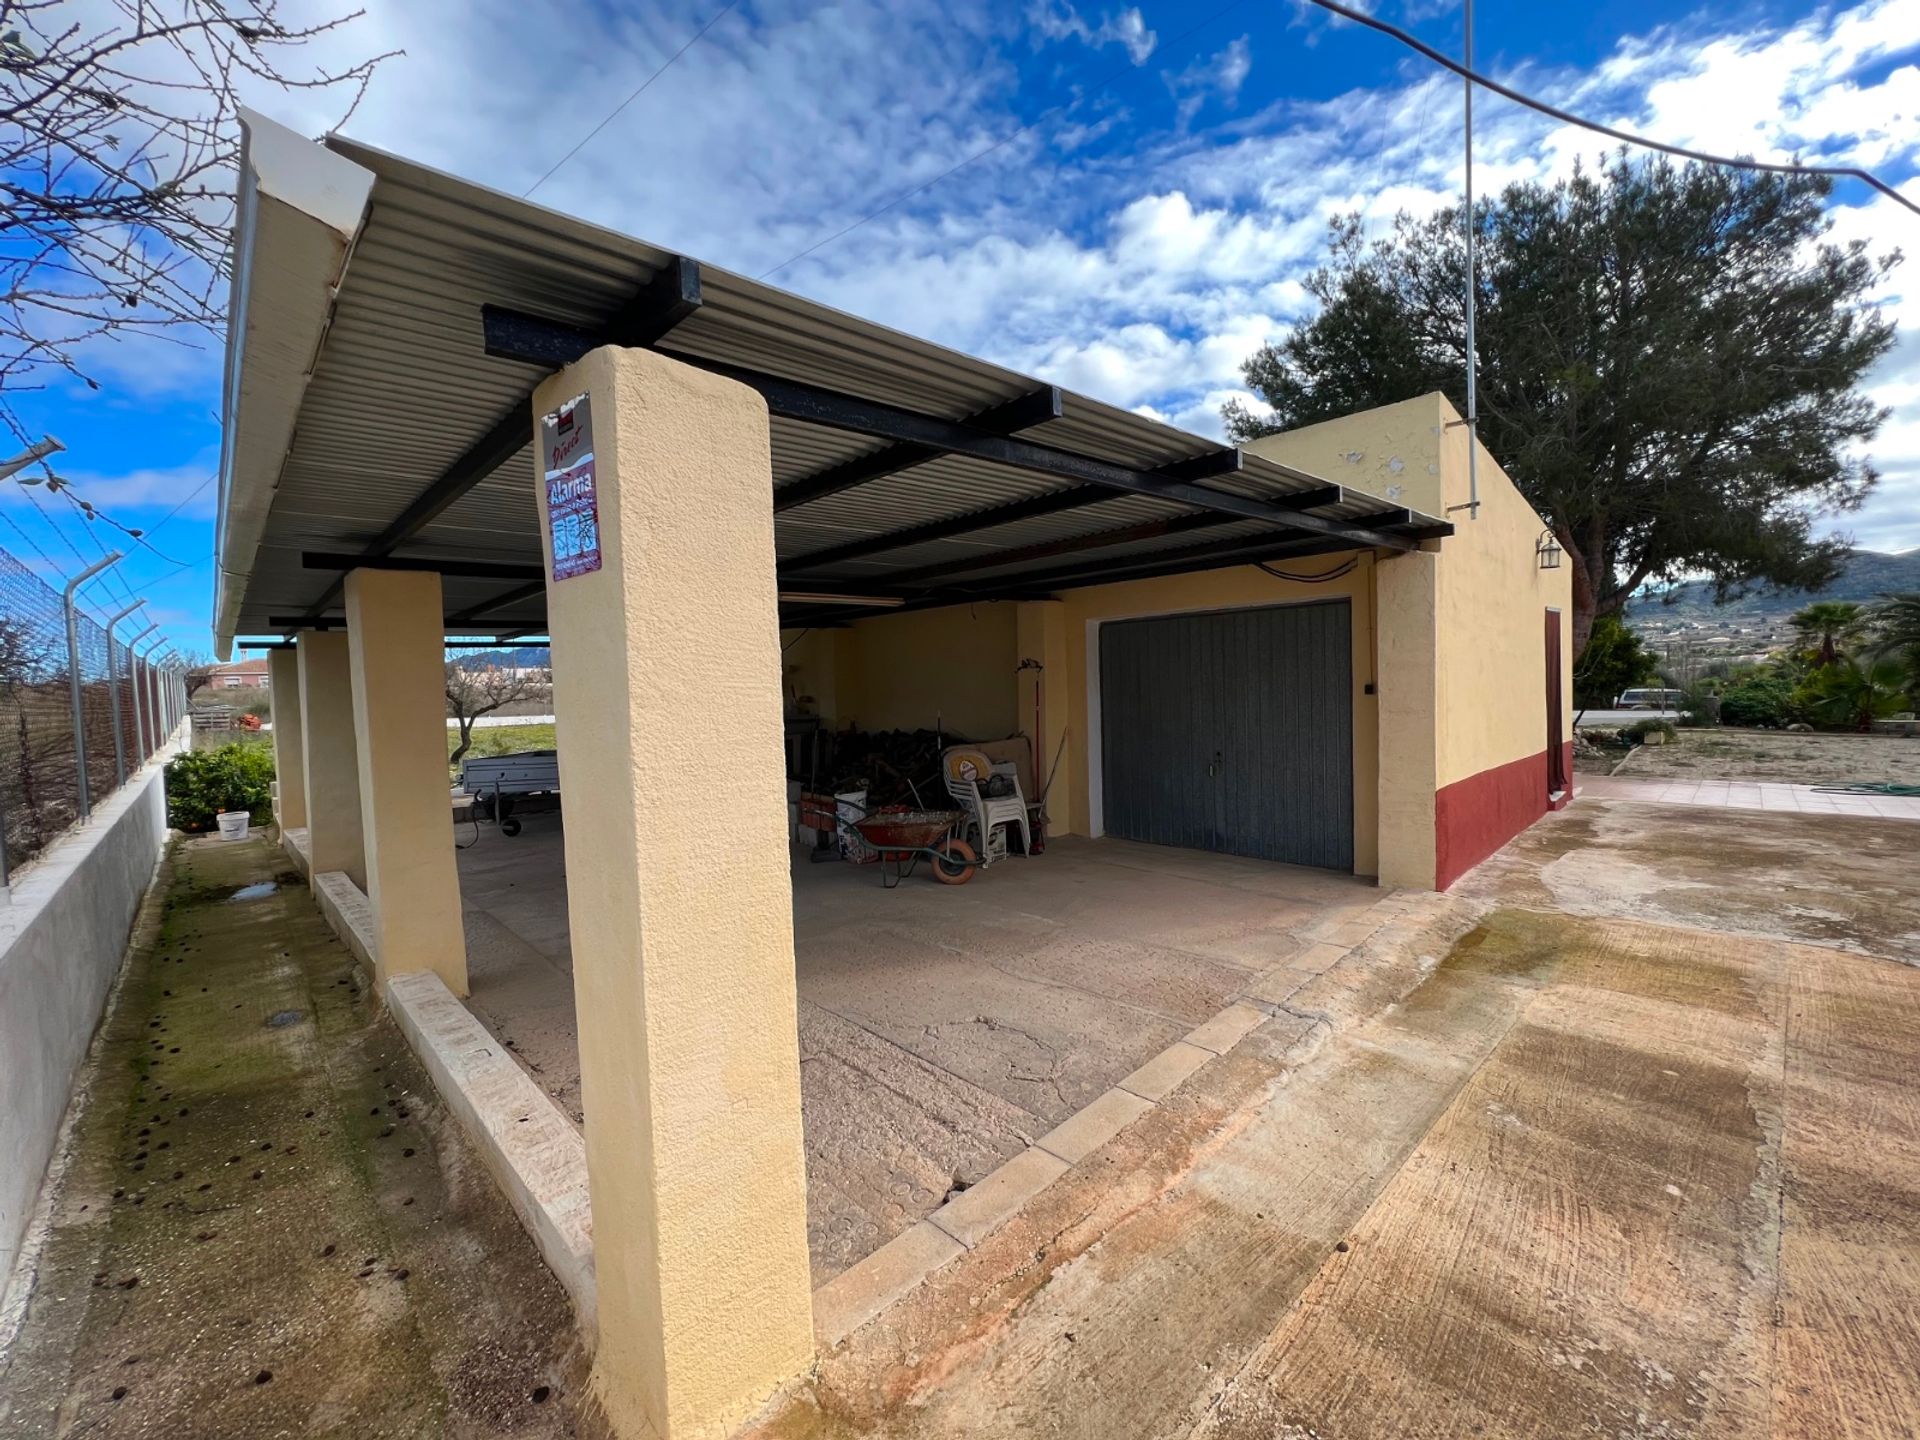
[850, 808, 977, 888]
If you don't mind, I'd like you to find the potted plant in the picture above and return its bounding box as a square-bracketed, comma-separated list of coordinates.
[164, 742, 276, 837]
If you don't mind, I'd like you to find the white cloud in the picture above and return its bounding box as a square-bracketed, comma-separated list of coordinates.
[1029, 2, 1156, 65]
[1167, 36, 1252, 127]
[17, 0, 1919, 560]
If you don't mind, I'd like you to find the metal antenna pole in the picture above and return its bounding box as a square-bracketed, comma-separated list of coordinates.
[104, 600, 146, 789]
[126, 623, 160, 761]
[62, 552, 124, 822]
[1462, 0, 1480, 521]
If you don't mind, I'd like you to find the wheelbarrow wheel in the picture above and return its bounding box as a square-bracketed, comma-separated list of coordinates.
[931, 836, 977, 885]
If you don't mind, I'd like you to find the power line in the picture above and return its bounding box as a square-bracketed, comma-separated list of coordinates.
[0, 504, 65, 574]
[1303, 0, 1920, 218]
[144, 472, 215, 538]
[524, 1, 742, 199]
[758, 0, 1259, 281]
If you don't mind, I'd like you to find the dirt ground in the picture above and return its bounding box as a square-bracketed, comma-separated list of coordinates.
[0, 835, 584, 1438]
[1614, 727, 1920, 785]
[745, 798, 1920, 1439]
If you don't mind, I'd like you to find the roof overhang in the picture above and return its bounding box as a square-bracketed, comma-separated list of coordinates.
[215, 110, 376, 659]
[216, 113, 1448, 656]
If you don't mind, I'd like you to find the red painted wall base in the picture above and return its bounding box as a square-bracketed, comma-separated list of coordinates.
[1433, 742, 1574, 890]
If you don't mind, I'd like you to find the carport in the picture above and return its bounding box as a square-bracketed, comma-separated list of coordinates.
[217, 111, 1569, 1440]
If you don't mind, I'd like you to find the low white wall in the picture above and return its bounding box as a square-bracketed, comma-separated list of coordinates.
[0, 756, 172, 1288]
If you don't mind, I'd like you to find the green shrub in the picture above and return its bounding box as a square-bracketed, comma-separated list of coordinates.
[165, 742, 276, 832]
[1793, 654, 1910, 732]
[1573, 613, 1660, 709]
[1626, 717, 1678, 742]
[1678, 685, 1720, 727]
[1718, 668, 1800, 728]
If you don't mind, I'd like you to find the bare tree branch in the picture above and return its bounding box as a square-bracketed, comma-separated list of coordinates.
[446, 655, 549, 769]
[0, 1, 395, 430]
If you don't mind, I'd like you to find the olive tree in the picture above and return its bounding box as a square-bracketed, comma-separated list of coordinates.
[1227, 155, 1899, 659]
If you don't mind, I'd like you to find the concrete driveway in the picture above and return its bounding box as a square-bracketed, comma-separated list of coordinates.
[747, 798, 1920, 1439]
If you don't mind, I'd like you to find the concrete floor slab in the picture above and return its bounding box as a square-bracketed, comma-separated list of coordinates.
[453, 816, 1381, 1286]
[0, 836, 582, 1436]
[1456, 796, 1920, 965]
[747, 839, 1920, 1440]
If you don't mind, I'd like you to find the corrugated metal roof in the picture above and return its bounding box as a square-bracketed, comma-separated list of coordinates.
[223, 130, 1444, 642]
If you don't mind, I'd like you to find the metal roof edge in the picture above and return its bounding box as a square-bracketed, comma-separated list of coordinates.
[215, 112, 376, 658]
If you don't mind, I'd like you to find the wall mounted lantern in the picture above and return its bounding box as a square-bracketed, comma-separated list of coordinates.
[1535, 530, 1564, 570]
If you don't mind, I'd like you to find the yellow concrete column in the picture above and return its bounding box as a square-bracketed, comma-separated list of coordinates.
[297, 631, 365, 888]
[267, 648, 308, 830]
[533, 346, 812, 1439]
[344, 567, 468, 997]
[1374, 548, 1439, 889]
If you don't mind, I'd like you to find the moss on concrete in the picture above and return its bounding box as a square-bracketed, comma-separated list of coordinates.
[0, 834, 583, 1437]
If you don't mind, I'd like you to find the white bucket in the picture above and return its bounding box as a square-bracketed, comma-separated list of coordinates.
[216, 810, 251, 842]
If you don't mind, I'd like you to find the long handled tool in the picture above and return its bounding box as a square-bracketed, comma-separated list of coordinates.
[1031, 728, 1069, 854]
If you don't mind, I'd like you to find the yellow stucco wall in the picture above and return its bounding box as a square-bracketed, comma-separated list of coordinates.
[1253, 391, 1573, 789]
[1246, 394, 1446, 516]
[1430, 396, 1574, 789]
[1372, 546, 1439, 889]
[781, 601, 1021, 740]
[797, 394, 1568, 888]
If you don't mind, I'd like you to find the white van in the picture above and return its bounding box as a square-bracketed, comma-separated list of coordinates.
[1615, 688, 1684, 711]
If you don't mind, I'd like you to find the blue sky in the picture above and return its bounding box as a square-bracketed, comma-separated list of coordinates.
[7, 0, 1917, 656]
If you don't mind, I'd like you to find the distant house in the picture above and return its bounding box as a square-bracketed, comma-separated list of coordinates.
[206, 658, 270, 690]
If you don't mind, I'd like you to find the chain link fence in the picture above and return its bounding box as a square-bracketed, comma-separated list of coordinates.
[0, 543, 182, 883]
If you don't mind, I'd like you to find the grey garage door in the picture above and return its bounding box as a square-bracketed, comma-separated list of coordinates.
[1099, 600, 1353, 869]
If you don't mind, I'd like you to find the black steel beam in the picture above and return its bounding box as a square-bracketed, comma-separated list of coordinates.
[1158, 450, 1242, 481]
[479, 305, 1424, 553]
[293, 259, 707, 625]
[779, 485, 1101, 574]
[776, 532, 1362, 625]
[479, 257, 701, 368]
[301, 551, 544, 581]
[1275, 485, 1344, 511]
[780, 535, 1350, 623]
[601, 256, 705, 348]
[862, 483, 1362, 589]
[769, 442, 940, 513]
[1016, 533, 1358, 592]
[872, 512, 1232, 587]
[448, 578, 547, 625]
[770, 386, 1060, 513]
[966, 387, 1067, 435]
[779, 480, 1347, 581]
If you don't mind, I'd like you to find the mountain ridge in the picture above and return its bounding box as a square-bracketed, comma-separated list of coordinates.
[1629, 548, 1920, 624]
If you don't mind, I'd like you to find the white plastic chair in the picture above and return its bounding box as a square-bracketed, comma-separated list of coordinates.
[942, 746, 1030, 862]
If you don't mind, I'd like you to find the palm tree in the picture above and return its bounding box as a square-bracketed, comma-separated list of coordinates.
[1868, 593, 1920, 710]
[1790, 600, 1866, 667]
[1806, 654, 1909, 731]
